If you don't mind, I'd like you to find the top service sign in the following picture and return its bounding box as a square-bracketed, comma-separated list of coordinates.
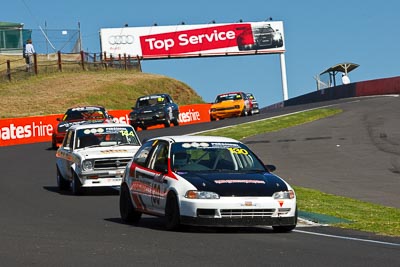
[100, 21, 285, 59]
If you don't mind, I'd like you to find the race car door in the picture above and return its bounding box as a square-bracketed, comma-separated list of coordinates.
[56, 129, 75, 181]
[138, 140, 169, 215]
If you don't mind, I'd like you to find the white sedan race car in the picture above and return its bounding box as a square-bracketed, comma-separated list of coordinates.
[119, 135, 297, 232]
[56, 123, 141, 195]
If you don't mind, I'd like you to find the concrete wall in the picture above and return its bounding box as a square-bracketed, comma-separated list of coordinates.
[283, 75, 400, 107]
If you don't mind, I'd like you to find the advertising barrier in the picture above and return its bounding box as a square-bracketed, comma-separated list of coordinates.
[0, 104, 211, 147]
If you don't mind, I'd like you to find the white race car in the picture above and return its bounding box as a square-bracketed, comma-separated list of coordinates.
[56, 123, 141, 195]
[119, 135, 297, 231]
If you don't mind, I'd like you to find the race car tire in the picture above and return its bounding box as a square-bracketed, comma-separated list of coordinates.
[51, 135, 57, 150]
[56, 166, 69, 191]
[72, 172, 83, 195]
[210, 115, 216, 121]
[119, 184, 142, 223]
[141, 125, 147, 131]
[240, 108, 247, 117]
[172, 118, 179, 126]
[165, 192, 180, 230]
[164, 117, 171, 128]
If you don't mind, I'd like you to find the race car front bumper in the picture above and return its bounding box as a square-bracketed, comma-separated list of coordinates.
[179, 196, 297, 227]
[180, 215, 297, 227]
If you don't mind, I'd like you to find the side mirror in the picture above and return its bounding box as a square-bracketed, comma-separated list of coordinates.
[265, 164, 276, 172]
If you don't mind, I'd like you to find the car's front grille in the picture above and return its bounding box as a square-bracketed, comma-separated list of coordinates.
[93, 158, 132, 169]
[215, 107, 236, 111]
[220, 209, 276, 218]
[138, 111, 156, 117]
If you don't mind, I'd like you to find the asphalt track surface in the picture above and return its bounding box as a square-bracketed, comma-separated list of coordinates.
[0, 95, 399, 266]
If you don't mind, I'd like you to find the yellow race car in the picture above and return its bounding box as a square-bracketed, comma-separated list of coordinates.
[210, 92, 252, 121]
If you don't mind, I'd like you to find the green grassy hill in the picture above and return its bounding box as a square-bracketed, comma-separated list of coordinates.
[0, 70, 205, 118]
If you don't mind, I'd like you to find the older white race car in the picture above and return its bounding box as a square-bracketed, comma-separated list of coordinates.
[119, 135, 297, 231]
[56, 123, 141, 195]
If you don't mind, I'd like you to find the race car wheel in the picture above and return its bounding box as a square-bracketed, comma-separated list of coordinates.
[164, 117, 171, 128]
[72, 172, 83, 195]
[165, 192, 180, 230]
[51, 136, 57, 150]
[210, 115, 216, 121]
[141, 125, 147, 131]
[57, 166, 69, 191]
[172, 118, 179, 126]
[120, 184, 142, 223]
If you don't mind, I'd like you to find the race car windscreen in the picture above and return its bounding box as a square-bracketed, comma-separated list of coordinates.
[215, 93, 242, 103]
[137, 96, 165, 108]
[64, 110, 106, 121]
[171, 142, 265, 172]
[75, 126, 140, 148]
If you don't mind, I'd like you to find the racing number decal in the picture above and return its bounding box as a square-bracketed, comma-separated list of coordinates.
[150, 173, 164, 206]
[228, 147, 248, 155]
[151, 183, 161, 205]
[120, 130, 135, 137]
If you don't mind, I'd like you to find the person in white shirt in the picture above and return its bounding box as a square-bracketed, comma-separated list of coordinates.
[341, 73, 350, 84]
[24, 39, 35, 72]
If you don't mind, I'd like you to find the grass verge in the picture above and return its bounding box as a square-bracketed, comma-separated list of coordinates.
[199, 108, 400, 237]
[295, 187, 400, 236]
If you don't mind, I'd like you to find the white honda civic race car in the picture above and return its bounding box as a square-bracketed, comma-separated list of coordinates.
[119, 135, 297, 232]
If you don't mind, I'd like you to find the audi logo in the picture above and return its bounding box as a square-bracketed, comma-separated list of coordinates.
[108, 35, 134, 45]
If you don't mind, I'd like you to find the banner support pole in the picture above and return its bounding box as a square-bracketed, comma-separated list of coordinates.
[279, 53, 289, 101]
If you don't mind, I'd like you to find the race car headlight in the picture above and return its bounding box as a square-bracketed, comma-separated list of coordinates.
[82, 160, 94, 171]
[273, 190, 295, 199]
[185, 190, 220, 199]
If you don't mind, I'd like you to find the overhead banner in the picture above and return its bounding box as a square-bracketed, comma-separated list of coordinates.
[100, 21, 285, 59]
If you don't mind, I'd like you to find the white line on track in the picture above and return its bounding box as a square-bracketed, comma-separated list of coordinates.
[188, 94, 399, 136]
[294, 229, 400, 247]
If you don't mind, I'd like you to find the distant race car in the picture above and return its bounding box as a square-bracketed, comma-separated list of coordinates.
[55, 123, 141, 195]
[51, 105, 113, 149]
[246, 93, 260, 115]
[119, 135, 297, 231]
[209, 92, 252, 121]
[128, 93, 179, 131]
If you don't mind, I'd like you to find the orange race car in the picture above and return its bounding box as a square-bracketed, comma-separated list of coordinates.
[209, 91, 252, 121]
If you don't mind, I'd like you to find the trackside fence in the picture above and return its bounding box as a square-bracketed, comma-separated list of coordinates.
[0, 51, 142, 83]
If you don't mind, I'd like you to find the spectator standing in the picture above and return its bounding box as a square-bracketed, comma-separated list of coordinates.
[341, 73, 350, 84]
[24, 39, 35, 72]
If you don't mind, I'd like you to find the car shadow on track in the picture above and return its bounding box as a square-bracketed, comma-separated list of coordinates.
[43, 186, 119, 196]
[104, 217, 278, 234]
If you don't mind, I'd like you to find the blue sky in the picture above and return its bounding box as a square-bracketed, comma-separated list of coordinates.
[3, 0, 400, 107]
